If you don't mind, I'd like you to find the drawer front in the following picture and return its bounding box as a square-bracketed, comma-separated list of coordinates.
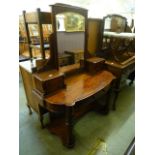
[44, 76, 65, 95]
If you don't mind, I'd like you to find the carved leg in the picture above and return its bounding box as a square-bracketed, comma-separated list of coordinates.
[103, 88, 111, 115]
[64, 106, 75, 148]
[27, 104, 32, 115]
[112, 78, 121, 111]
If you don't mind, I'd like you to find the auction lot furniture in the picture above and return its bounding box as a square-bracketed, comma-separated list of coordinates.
[96, 14, 135, 109]
[20, 4, 116, 148]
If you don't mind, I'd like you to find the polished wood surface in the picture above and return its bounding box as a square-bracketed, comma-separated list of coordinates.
[44, 68, 115, 148]
[45, 70, 115, 107]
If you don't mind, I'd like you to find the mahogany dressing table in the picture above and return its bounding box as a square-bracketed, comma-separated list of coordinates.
[20, 4, 116, 148]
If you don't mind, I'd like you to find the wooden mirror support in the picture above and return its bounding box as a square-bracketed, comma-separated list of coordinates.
[49, 3, 105, 74]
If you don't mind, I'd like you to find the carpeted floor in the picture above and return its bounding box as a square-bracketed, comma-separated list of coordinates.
[19, 75, 134, 155]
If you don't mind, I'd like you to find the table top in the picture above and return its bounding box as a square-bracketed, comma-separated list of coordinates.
[45, 70, 115, 107]
[104, 32, 135, 39]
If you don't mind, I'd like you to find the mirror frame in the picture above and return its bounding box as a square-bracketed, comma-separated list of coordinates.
[50, 3, 90, 68]
[99, 14, 128, 51]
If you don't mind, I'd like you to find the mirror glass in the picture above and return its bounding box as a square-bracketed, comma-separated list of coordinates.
[56, 12, 85, 67]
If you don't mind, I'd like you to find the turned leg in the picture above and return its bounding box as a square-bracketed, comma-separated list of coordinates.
[27, 104, 32, 115]
[112, 78, 121, 110]
[65, 106, 75, 148]
[103, 88, 111, 115]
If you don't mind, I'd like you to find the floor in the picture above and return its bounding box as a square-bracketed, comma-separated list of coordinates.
[19, 76, 135, 155]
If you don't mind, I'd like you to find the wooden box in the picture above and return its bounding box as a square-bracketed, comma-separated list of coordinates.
[85, 57, 105, 74]
[33, 70, 66, 96]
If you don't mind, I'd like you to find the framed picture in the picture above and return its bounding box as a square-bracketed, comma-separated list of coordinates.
[64, 12, 85, 32]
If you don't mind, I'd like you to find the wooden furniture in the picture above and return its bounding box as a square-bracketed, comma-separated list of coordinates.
[58, 53, 72, 66]
[23, 9, 52, 59]
[45, 70, 115, 147]
[87, 18, 102, 55]
[98, 14, 135, 61]
[95, 14, 135, 109]
[20, 3, 116, 148]
[65, 50, 84, 64]
[20, 60, 48, 128]
[105, 59, 134, 110]
[85, 57, 105, 74]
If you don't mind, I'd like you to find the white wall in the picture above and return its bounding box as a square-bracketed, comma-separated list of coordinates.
[18, 0, 134, 25]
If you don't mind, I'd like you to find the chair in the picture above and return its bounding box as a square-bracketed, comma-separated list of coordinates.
[23, 8, 52, 59]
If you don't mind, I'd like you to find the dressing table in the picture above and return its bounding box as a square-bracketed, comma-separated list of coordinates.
[20, 4, 116, 148]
